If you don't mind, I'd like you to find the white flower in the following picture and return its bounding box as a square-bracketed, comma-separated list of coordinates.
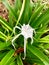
[12, 24, 35, 59]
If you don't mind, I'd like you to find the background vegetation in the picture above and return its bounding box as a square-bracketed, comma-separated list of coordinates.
[0, 0, 49, 65]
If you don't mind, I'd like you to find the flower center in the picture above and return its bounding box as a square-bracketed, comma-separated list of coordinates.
[21, 24, 34, 39]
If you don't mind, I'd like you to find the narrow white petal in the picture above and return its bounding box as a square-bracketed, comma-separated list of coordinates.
[33, 29, 36, 35]
[12, 34, 21, 50]
[23, 38, 27, 60]
[12, 42, 16, 50]
[31, 38, 33, 45]
[13, 26, 21, 34]
[12, 34, 21, 42]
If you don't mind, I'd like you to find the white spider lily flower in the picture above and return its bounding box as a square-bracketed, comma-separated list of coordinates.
[12, 24, 35, 59]
[21, 24, 35, 44]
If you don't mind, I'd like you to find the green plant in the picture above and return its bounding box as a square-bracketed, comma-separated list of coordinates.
[0, 0, 49, 65]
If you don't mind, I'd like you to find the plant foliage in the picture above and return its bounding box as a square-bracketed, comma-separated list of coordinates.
[0, 0, 49, 65]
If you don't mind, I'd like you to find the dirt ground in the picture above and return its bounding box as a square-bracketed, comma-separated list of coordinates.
[0, 0, 49, 21]
[0, 2, 8, 21]
[0, 0, 15, 21]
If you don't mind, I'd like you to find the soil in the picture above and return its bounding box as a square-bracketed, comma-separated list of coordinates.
[0, 0, 15, 21]
[8, 0, 15, 5]
[0, 0, 49, 21]
[0, 2, 8, 21]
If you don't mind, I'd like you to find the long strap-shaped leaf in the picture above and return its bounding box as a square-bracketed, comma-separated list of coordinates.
[2, 0, 17, 20]
[29, 4, 44, 26]
[39, 35, 49, 43]
[14, 0, 22, 12]
[0, 49, 15, 65]
[32, 8, 49, 28]
[0, 17, 12, 31]
[35, 25, 48, 40]
[0, 41, 11, 50]
[27, 44, 49, 65]
[20, 0, 32, 24]
[16, 0, 25, 25]
[9, 62, 16, 65]
[0, 31, 7, 40]
[17, 56, 23, 65]
[6, 57, 16, 65]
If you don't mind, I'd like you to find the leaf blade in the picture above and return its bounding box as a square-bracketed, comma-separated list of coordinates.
[0, 49, 15, 65]
[27, 44, 49, 65]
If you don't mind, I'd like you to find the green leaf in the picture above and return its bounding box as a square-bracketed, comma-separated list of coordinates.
[10, 62, 16, 65]
[0, 49, 15, 65]
[39, 35, 49, 43]
[0, 41, 11, 50]
[32, 8, 49, 28]
[0, 17, 13, 31]
[43, 43, 49, 49]
[16, 0, 26, 25]
[8, 12, 14, 27]
[17, 56, 23, 65]
[27, 50, 44, 65]
[6, 57, 16, 65]
[0, 52, 7, 60]
[27, 44, 49, 65]
[0, 31, 7, 38]
[20, 0, 32, 24]
[29, 4, 44, 27]
[0, 31, 7, 40]
[14, 0, 22, 12]
[35, 25, 47, 40]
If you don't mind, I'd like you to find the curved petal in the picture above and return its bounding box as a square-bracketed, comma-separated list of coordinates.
[31, 38, 33, 45]
[23, 38, 27, 60]
[12, 33, 21, 50]
[13, 26, 21, 34]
